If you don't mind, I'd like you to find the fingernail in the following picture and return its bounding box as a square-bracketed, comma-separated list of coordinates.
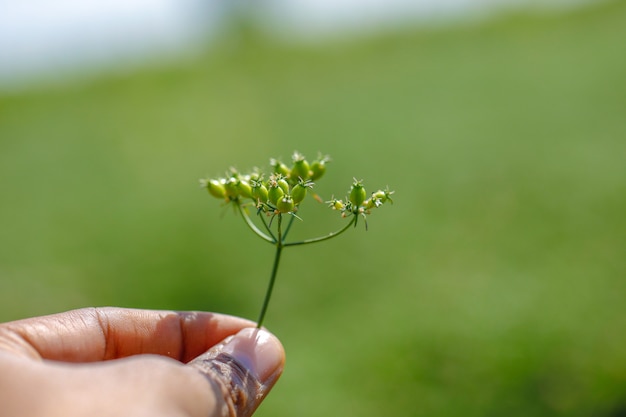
[220, 328, 285, 384]
[189, 328, 285, 417]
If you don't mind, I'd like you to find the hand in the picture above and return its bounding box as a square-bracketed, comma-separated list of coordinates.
[0, 307, 285, 417]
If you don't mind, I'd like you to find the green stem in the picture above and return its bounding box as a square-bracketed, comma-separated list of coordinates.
[237, 202, 275, 244]
[253, 212, 356, 327]
[282, 212, 297, 240]
[258, 211, 277, 242]
[257, 214, 283, 328]
[284, 215, 356, 247]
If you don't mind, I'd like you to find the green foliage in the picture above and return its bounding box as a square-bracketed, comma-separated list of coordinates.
[1, 1, 626, 416]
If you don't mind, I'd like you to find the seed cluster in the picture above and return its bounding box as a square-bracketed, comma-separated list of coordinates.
[200, 151, 394, 327]
[201, 151, 393, 223]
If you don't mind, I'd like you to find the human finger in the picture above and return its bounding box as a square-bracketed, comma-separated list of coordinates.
[188, 327, 286, 417]
[0, 307, 255, 362]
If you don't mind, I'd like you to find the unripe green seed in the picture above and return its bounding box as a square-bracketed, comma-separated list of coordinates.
[247, 170, 261, 182]
[252, 183, 269, 203]
[277, 195, 295, 213]
[349, 180, 367, 207]
[372, 190, 387, 203]
[206, 179, 226, 199]
[292, 183, 307, 204]
[291, 152, 310, 180]
[328, 198, 344, 211]
[374, 188, 394, 204]
[277, 178, 290, 194]
[237, 180, 253, 199]
[268, 182, 285, 205]
[270, 158, 290, 177]
[365, 198, 379, 210]
[224, 178, 240, 198]
[309, 160, 326, 181]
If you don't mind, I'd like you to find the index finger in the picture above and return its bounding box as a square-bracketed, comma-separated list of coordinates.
[0, 307, 256, 363]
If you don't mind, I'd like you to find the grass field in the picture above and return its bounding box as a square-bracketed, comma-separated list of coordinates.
[1, 1, 625, 416]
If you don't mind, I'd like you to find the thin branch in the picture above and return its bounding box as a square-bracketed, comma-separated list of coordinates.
[257, 214, 283, 328]
[258, 210, 277, 242]
[284, 215, 356, 247]
[236, 202, 275, 244]
[281, 212, 297, 241]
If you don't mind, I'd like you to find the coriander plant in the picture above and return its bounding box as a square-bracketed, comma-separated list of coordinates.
[201, 151, 393, 328]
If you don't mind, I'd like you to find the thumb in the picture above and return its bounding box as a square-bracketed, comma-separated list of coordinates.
[188, 327, 285, 417]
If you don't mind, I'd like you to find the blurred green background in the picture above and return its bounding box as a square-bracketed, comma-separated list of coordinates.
[1, 1, 626, 416]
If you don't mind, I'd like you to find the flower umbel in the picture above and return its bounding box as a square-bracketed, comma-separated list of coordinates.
[201, 151, 393, 327]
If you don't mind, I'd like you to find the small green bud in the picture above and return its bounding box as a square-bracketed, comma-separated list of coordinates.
[364, 198, 378, 210]
[270, 158, 290, 177]
[349, 179, 367, 207]
[372, 190, 387, 203]
[237, 180, 253, 199]
[327, 198, 344, 211]
[247, 169, 261, 183]
[309, 154, 330, 181]
[277, 177, 290, 194]
[292, 178, 313, 204]
[292, 184, 306, 205]
[373, 188, 394, 204]
[224, 177, 240, 198]
[268, 180, 285, 205]
[277, 195, 295, 213]
[205, 179, 226, 199]
[251, 180, 269, 203]
[291, 151, 310, 180]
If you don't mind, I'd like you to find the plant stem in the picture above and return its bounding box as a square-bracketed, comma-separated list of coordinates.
[284, 215, 356, 247]
[236, 202, 275, 243]
[259, 210, 277, 242]
[281, 212, 297, 240]
[247, 210, 356, 327]
[257, 214, 283, 328]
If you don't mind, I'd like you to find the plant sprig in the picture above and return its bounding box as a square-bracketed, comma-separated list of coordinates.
[201, 151, 393, 327]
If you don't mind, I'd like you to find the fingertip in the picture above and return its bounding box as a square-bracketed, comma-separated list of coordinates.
[189, 328, 285, 417]
[220, 328, 285, 383]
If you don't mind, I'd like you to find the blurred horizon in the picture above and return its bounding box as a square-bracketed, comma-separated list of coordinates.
[0, 0, 609, 92]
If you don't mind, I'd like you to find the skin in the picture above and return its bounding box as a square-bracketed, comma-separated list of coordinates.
[0, 307, 285, 417]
